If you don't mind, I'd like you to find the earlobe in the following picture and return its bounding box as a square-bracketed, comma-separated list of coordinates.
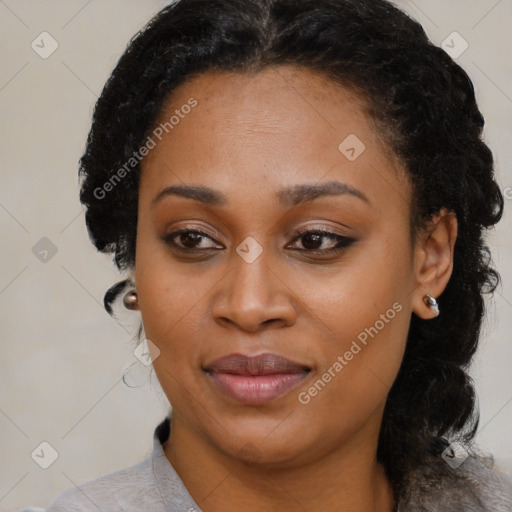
[412, 208, 458, 319]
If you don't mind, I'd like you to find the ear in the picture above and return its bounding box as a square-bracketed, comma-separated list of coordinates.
[411, 208, 458, 319]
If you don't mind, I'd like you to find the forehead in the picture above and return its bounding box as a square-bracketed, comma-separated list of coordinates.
[155, 65, 372, 143]
[140, 65, 410, 216]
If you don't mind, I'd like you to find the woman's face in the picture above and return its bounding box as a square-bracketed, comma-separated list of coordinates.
[135, 65, 423, 466]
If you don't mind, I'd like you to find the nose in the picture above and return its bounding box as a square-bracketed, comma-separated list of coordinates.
[211, 248, 297, 333]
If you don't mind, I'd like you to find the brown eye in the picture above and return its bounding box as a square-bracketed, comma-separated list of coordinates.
[162, 229, 223, 251]
[287, 229, 356, 254]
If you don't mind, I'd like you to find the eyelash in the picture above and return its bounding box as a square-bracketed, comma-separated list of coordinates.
[162, 227, 356, 256]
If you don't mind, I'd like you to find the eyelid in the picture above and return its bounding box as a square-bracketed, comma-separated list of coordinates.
[290, 225, 346, 237]
[164, 223, 350, 242]
[286, 222, 355, 240]
[164, 223, 222, 241]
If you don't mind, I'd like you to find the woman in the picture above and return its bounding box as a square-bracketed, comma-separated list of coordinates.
[21, 0, 512, 510]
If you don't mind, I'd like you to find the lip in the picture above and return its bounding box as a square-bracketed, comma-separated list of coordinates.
[203, 353, 311, 405]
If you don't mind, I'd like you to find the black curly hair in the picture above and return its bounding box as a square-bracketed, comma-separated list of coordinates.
[78, 0, 503, 498]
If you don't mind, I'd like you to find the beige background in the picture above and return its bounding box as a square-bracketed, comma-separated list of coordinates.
[1, 1, 511, 510]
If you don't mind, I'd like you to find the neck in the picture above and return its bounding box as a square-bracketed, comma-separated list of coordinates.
[163, 410, 396, 512]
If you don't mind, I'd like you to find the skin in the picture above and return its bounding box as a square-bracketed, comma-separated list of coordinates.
[133, 65, 458, 511]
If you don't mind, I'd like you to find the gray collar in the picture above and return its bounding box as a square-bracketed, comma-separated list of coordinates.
[151, 414, 203, 511]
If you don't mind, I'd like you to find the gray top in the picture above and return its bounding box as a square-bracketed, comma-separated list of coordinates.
[20, 414, 202, 512]
[20, 415, 512, 512]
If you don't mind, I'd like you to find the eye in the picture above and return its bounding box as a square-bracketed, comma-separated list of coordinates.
[162, 227, 356, 256]
[286, 228, 356, 255]
[162, 229, 223, 252]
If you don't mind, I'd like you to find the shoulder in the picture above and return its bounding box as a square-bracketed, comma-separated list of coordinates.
[20, 454, 164, 512]
[399, 451, 512, 512]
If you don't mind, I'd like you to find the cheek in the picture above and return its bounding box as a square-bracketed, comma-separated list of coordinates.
[303, 229, 412, 338]
[298, 289, 410, 436]
[136, 266, 211, 358]
[135, 259, 212, 407]
[135, 225, 194, 355]
[299, 233, 412, 405]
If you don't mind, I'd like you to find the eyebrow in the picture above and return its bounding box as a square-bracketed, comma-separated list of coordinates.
[150, 180, 370, 208]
